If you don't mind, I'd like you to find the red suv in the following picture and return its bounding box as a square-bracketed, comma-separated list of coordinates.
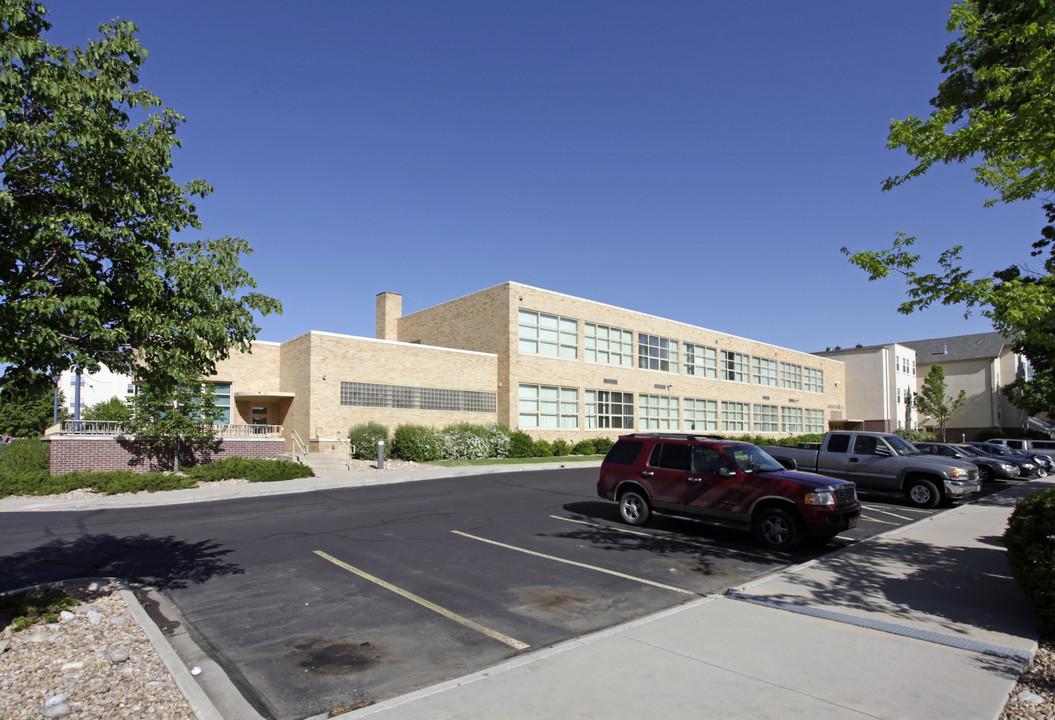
[597, 433, 861, 550]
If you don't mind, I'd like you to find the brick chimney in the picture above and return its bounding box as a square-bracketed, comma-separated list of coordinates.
[376, 291, 402, 340]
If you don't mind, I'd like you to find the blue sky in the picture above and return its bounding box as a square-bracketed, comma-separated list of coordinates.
[44, 1, 1041, 354]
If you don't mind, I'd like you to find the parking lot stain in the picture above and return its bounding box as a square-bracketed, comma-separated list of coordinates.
[510, 586, 612, 630]
[287, 636, 388, 675]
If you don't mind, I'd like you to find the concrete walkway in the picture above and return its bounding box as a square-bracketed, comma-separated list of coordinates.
[2, 466, 1046, 720]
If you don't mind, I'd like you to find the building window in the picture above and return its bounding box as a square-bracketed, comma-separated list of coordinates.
[684, 398, 718, 432]
[584, 323, 634, 366]
[684, 344, 717, 378]
[126, 384, 135, 395]
[804, 367, 823, 393]
[781, 406, 804, 434]
[638, 394, 679, 430]
[638, 334, 679, 373]
[804, 409, 825, 434]
[212, 382, 231, 423]
[752, 357, 778, 387]
[585, 390, 634, 429]
[518, 310, 578, 359]
[780, 362, 803, 390]
[721, 351, 749, 383]
[519, 384, 578, 429]
[341, 381, 496, 413]
[752, 404, 779, 433]
[721, 401, 749, 433]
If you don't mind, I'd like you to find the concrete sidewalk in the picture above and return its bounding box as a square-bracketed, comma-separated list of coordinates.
[2, 467, 1046, 719]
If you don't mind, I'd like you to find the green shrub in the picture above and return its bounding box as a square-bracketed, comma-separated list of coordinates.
[391, 424, 441, 463]
[592, 437, 614, 454]
[438, 424, 493, 460]
[531, 439, 553, 457]
[894, 428, 936, 442]
[1004, 487, 1055, 637]
[0, 438, 50, 474]
[0, 588, 80, 632]
[185, 457, 314, 483]
[508, 431, 534, 458]
[975, 428, 1008, 442]
[348, 422, 389, 459]
[551, 439, 572, 456]
[0, 469, 59, 497]
[571, 439, 597, 455]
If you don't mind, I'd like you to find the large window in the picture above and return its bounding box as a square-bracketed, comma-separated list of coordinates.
[721, 401, 749, 433]
[684, 398, 718, 432]
[584, 323, 634, 366]
[585, 390, 634, 429]
[684, 344, 717, 378]
[781, 406, 804, 434]
[752, 357, 778, 387]
[752, 404, 778, 433]
[212, 382, 231, 423]
[804, 367, 824, 393]
[341, 382, 497, 413]
[518, 310, 578, 358]
[721, 351, 749, 383]
[519, 384, 578, 428]
[638, 334, 679, 373]
[804, 409, 825, 434]
[638, 394, 679, 430]
[780, 362, 803, 390]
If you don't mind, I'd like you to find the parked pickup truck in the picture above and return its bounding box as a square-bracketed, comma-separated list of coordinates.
[760, 431, 981, 508]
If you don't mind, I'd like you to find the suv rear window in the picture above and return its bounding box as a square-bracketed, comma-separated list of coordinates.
[604, 440, 645, 466]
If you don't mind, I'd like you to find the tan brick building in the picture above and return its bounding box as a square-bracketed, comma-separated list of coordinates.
[213, 281, 846, 452]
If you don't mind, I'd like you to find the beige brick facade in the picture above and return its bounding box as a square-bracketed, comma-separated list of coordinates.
[213, 281, 845, 451]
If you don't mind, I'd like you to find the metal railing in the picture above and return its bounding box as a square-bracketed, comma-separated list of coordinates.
[58, 420, 284, 438]
[290, 429, 308, 455]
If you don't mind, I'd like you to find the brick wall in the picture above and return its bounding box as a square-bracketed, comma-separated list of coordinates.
[47, 436, 285, 475]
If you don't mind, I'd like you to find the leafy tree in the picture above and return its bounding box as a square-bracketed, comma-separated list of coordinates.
[0, 2, 281, 417]
[81, 395, 131, 424]
[842, 0, 1055, 413]
[914, 365, 967, 441]
[0, 374, 66, 436]
[125, 381, 223, 471]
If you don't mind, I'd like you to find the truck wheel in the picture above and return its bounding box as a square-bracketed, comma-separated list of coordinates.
[753, 507, 803, 551]
[619, 490, 651, 526]
[905, 479, 941, 508]
[978, 465, 993, 483]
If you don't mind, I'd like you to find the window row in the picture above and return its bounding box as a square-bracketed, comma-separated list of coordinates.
[340, 381, 497, 413]
[519, 384, 825, 434]
[518, 309, 827, 392]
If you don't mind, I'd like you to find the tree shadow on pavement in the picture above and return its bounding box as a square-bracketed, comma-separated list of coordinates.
[0, 533, 243, 593]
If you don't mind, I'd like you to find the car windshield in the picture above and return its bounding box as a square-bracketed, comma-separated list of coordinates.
[728, 445, 785, 473]
[958, 445, 985, 457]
[983, 444, 1013, 456]
[886, 434, 921, 456]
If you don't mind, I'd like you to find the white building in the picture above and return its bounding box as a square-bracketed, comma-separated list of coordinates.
[58, 365, 135, 417]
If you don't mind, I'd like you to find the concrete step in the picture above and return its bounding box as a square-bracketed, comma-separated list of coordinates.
[297, 452, 351, 475]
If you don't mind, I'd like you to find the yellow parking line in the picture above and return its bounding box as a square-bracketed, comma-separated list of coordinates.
[451, 531, 696, 595]
[313, 550, 529, 651]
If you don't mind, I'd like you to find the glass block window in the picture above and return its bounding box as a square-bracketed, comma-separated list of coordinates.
[638, 394, 680, 430]
[780, 362, 803, 390]
[752, 357, 778, 387]
[341, 381, 496, 413]
[584, 323, 634, 366]
[721, 351, 749, 383]
[804, 367, 824, 393]
[683, 398, 718, 432]
[518, 310, 578, 358]
[585, 390, 634, 429]
[752, 404, 779, 433]
[519, 384, 578, 428]
[721, 401, 749, 433]
[781, 406, 804, 434]
[804, 409, 825, 434]
[684, 344, 717, 378]
[638, 334, 679, 373]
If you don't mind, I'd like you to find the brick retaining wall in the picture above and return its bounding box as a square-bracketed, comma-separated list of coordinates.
[47, 435, 284, 475]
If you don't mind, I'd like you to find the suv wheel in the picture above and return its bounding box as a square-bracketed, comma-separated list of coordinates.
[753, 507, 802, 551]
[618, 489, 651, 526]
[904, 478, 941, 508]
[977, 465, 993, 482]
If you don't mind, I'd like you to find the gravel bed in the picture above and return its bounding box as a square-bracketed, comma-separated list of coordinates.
[0, 581, 195, 720]
[1002, 640, 1055, 719]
